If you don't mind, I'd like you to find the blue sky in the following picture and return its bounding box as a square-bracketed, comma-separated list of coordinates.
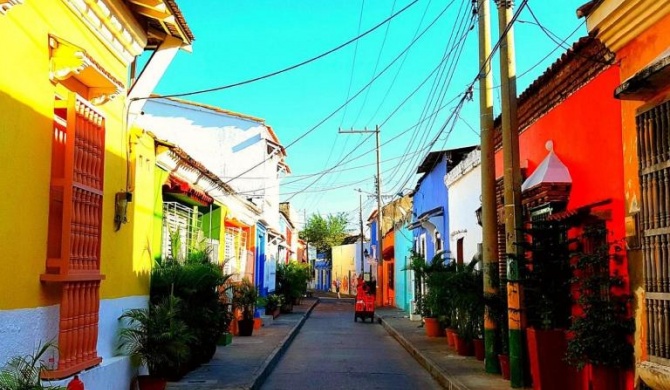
[147, 0, 589, 228]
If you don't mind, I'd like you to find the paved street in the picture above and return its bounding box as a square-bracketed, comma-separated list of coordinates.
[261, 298, 442, 390]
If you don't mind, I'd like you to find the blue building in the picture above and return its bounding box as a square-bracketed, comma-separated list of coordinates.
[409, 147, 477, 262]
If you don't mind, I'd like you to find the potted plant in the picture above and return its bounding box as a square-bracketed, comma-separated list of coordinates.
[450, 258, 483, 356]
[265, 294, 283, 318]
[0, 342, 65, 390]
[233, 278, 259, 336]
[118, 295, 193, 390]
[521, 221, 574, 390]
[565, 225, 634, 390]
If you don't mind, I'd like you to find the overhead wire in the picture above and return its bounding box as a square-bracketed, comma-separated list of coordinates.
[309, 0, 367, 212]
[384, 0, 474, 189]
[131, 0, 419, 102]
[282, 1, 455, 201]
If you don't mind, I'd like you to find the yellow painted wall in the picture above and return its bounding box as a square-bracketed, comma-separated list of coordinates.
[0, 2, 144, 308]
[331, 245, 356, 282]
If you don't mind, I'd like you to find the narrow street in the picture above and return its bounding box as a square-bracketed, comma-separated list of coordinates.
[261, 298, 442, 390]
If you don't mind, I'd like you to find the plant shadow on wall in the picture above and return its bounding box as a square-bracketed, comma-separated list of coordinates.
[565, 224, 634, 389]
[0, 342, 66, 390]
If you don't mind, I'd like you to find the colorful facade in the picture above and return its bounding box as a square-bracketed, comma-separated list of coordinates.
[492, 36, 628, 388]
[580, 2, 670, 388]
[136, 97, 289, 296]
[0, 1, 192, 387]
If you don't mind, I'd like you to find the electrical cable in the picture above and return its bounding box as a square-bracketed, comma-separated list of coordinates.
[131, 0, 419, 102]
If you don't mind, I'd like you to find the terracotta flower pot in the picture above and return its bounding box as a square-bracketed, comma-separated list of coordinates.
[527, 328, 570, 390]
[424, 317, 442, 337]
[445, 328, 457, 348]
[455, 335, 473, 356]
[472, 338, 485, 361]
[137, 375, 167, 390]
[590, 364, 623, 390]
[238, 318, 254, 336]
[499, 354, 510, 380]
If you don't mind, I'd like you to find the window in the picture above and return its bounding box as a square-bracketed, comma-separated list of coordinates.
[42, 93, 105, 378]
[225, 226, 248, 281]
[637, 100, 670, 363]
[162, 202, 203, 261]
[457, 237, 464, 265]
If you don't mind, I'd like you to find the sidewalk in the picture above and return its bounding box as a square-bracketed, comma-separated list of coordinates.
[166, 297, 319, 390]
[375, 307, 513, 390]
[166, 298, 513, 390]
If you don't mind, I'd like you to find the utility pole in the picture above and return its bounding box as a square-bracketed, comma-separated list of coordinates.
[495, 0, 525, 387]
[478, 0, 500, 375]
[340, 126, 383, 305]
[359, 192, 364, 275]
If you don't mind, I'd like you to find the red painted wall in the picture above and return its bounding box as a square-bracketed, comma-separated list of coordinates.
[494, 66, 625, 241]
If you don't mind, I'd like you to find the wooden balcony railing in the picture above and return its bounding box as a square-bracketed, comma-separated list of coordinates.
[42, 93, 105, 378]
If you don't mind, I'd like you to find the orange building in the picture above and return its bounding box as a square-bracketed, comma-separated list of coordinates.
[579, 1, 670, 388]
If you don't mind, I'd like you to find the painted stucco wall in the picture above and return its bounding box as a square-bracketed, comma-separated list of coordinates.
[413, 154, 449, 261]
[331, 243, 357, 294]
[445, 150, 482, 265]
[613, 11, 670, 383]
[0, 4, 182, 387]
[138, 99, 283, 231]
[394, 226, 413, 312]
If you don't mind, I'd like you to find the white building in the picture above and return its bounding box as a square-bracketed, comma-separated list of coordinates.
[444, 148, 482, 266]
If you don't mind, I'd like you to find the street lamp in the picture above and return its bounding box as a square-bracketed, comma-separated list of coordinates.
[475, 206, 483, 226]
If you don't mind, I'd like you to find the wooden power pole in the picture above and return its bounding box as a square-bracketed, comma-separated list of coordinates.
[478, 0, 500, 375]
[496, 0, 525, 387]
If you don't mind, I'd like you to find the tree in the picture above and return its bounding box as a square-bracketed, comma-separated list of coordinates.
[299, 212, 349, 255]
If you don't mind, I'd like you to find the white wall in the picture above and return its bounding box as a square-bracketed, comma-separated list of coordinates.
[0, 296, 147, 390]
[445, 150, 482, 265]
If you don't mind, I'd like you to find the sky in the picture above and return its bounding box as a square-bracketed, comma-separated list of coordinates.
[146, 0, 589, 230]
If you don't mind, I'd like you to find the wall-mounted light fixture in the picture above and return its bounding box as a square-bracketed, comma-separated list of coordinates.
[114, 191, 132, 231]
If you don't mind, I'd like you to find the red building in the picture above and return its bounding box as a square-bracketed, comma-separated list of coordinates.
[493, 37, 631, 389]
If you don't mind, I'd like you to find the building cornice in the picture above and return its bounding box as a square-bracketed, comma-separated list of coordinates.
[0, 0, 22, 15]
[585, 0, 670, 52]
[61, 0, 147, 64]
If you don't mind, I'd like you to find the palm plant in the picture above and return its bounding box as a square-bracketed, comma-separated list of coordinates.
[118, 295, 193, 380]
[0, 342, 64, 390]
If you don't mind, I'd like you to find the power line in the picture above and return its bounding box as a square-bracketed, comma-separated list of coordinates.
[131, 0, 419, 102]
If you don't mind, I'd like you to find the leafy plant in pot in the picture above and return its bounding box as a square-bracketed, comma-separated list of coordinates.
[520, 220, 574, 390]
[118, 295, 193, 390]
[450, 258, 483, 356]
[565, 225, 633, 390]
[407, 251, 455, 337]
[233, 278, 259, 336]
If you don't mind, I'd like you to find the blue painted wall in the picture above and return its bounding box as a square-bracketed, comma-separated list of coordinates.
[255, 223, 268, 297]
[412, 153, 450, 263]
[394, 225, 413, 312]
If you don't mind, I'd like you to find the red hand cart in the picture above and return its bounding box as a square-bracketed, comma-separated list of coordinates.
[354, 277, 375, 323]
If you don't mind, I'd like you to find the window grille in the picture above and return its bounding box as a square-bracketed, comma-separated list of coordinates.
[162, 202, 203, 261]
[637, 100, 670, 364]
[225, 227, 247, 281]
[42, 93, 104, 378]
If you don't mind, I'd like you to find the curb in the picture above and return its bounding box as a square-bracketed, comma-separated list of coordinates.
[376, 315, 468, 390]
[248, 298, 320, 390]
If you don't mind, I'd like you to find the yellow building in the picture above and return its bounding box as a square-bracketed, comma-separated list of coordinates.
[0, 1, 192, 387]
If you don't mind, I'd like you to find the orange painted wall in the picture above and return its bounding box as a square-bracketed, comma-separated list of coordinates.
[617, 12, 670, 217]
[614, 12, 670, 369]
